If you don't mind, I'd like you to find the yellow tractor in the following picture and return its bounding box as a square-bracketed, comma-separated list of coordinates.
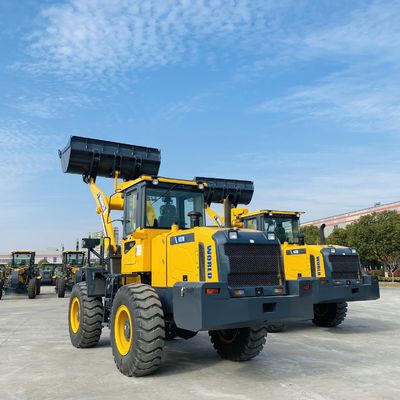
[56, 250, 86, 298]
[59, 136, 316, 377]
[226, 208, 380, 328]
[1, 251, 41, 299]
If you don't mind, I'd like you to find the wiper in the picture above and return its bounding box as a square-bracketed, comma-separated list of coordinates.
[151, 184, 177, 205]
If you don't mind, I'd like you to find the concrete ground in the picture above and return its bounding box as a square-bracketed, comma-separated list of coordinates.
[0, 286, 399, 400]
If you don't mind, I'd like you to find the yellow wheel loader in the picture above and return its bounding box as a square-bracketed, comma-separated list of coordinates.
[1, 251, 41, 299]
[226, 208, 380, 329]
[56, 251, 86, 298]
[59, 136, 316, 377]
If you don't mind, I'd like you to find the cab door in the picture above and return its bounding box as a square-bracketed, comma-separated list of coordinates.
[121, 189, 139, 272]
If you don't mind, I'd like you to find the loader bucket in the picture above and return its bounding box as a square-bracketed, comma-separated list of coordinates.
[59, 136, 161, 181]
[194, 176, 254, 206]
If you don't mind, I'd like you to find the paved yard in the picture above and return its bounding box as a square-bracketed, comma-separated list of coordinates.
[0, 286, 399, 400]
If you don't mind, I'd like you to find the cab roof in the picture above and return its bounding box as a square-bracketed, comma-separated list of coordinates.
[118, 175, 203, 192]
[243, 210, 304, 218]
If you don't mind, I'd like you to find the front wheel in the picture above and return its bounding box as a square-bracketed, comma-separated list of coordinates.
[36, 279, 41, 295]
[57, 278, 66, 298]
[312, 302, 348, 327]
[111, 284, 165, 377]
[69, 282, 103, 348]
[28, 278, 37, 299]
[209, 325, 267, 361]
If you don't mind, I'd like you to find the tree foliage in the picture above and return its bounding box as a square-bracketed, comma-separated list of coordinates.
[325, 211, 400, 277]
[301, 225, 321, 245]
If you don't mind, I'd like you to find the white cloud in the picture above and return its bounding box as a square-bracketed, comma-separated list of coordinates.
[252, 67, 400, 134]
[10, 94, 93, 118]
[250, 0, 400, 134]
[27, 0, 288, 80]
[0, 120, 62, 189]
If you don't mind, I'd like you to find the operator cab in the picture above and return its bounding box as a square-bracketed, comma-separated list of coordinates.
[243, 211, 303, 244]
[63, 251, 85, 267]
[11, 251, 35, 268]
[123, 177, 206, 238]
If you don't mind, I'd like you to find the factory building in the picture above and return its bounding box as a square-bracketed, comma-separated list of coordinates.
[302, 201, 400, 235]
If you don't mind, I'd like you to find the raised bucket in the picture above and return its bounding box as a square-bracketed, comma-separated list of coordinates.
[59, 136, 161, 180]
[194, 176, 254, 205]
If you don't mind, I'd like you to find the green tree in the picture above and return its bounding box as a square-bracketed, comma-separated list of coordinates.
[301, 225, 320, 245]
[327, 228, 348, 246]
[346, 211, 400, 276]
[38, 257, 49, 267]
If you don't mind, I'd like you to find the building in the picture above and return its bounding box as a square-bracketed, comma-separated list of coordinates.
[302, 201, 400, 235]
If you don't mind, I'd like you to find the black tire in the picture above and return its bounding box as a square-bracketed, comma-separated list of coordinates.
[312, 302, 348, 327]
[36, 279, 41, 295]
[28, 278, 36, 299]
[57, 278, 66, 298]
[267, 322, 286, 333]
[69, 282, 103, 348]
[0, 280, 4, 300]
[111, 284, 165, 377]
[209, 325, 267, 361]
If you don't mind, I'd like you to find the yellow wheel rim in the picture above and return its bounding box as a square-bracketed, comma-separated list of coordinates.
[70, 297, 80, 334]
[114, 305, 133, 356]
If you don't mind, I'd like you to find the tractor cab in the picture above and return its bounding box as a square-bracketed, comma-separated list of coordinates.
[11, 251, 35, 268]
[63, 251, 85, 267]
[239, 210, 303, 245]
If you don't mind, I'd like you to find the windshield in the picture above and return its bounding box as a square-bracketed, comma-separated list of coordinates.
[66, 253, 84, 266]
[12, 253, 33, 267]
[263, 215, 300, 244]
[146, 187, 205, 229]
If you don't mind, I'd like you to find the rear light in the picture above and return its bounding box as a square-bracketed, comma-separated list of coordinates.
[232, 289, 245, 297]
[302, 284, 311, 291]
[205, 288, 220, 295]
[274, 287, 284, 294]
[319, 279, 329, 284]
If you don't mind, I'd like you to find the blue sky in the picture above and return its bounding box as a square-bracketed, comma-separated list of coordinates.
[1, 0, 400, 251]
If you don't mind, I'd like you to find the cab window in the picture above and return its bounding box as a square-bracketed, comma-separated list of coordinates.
[245, 217, 257, 230]
[146, 187, 204, 229]
[124, 190, 138, 236]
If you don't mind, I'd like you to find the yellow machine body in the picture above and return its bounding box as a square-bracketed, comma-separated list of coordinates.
[90, 175, 222, 288]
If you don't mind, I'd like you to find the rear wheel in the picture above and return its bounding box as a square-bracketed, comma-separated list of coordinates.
[209, 325, 267, 361]
[111, 284, 165, 377]
[312, 302, 348, 327]
[69, 282, 103, 348]
[57, 278, 66, 298]
[28, 278, 36, 299]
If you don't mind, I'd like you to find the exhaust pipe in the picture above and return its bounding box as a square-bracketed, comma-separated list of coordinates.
[319, 224, 326, 245]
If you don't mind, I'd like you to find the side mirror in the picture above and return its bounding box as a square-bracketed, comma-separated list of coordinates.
[298, 233, 305, 245]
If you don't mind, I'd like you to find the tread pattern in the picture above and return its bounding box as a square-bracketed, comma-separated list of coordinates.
[69, 282, 103, 348]
[209, 325, 267, 361]
[28, 278, 36, 299]
[57, 278, 66, 298]
[111, 284, 165, 377]
[312, 302, 348, 327]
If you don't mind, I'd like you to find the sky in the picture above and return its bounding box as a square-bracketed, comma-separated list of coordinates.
[1, 0, 400, 251]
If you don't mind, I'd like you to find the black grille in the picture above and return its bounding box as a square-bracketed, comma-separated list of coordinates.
[329, 255, 361, 280]
[224, 244, 281, 287]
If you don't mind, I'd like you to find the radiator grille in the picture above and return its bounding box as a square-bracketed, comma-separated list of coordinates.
[224, 244, 281, 287]
[329, 255, 361, 280]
